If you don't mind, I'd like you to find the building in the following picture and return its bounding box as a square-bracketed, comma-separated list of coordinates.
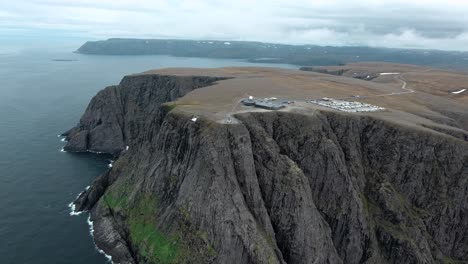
[241, 98, 256, 106]
[253, 101, 285, 110]
[241, 98, 285, 110]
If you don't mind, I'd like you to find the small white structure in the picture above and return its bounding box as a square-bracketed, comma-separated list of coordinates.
[191, 117, 198, 122]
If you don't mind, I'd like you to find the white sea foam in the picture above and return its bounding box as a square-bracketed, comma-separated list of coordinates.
[68, 186, 115, 262]
[87, 216, 114, 263]
[380, 72, 400, 75]
[87, 149, 105, 154]
[68, 186, 91, 216]
[68, 202, 83, 216]
[452, 89, 466, 94]
[87, 216, 94, 235]
[60, 148, 66, 152]
[61, 138, 67, 142]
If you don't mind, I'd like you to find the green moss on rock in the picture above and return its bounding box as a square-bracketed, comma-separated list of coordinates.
[128, 196, 180, 264]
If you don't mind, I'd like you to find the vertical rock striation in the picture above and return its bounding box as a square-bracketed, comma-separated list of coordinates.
[62, 74, 226, 156]
[68, 73, 468, 264]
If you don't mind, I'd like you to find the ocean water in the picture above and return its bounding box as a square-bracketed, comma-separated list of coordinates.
[0, 46, 297, 264]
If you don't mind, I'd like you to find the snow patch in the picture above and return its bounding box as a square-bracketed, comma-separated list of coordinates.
[380, 72, 400, 75]
[452, 89, 466, 94]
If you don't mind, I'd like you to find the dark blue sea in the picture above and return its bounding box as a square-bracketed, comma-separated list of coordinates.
[0, 43, 297, 264]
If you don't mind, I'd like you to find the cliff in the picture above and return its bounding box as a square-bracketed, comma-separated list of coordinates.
[62, 74, 227, 156]
[67, 70, 468, 264]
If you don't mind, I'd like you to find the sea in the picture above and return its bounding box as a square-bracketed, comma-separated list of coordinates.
[0, 43, 297, 264]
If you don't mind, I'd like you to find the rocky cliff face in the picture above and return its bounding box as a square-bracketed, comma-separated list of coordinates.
[68, 73, 468, 264]
[62, 74, 226, 156]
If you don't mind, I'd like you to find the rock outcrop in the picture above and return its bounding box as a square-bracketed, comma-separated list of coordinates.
[62, 74, 226, 156]
[68, 72, 468, 264]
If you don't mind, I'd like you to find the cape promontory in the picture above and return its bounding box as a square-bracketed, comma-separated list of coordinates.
[66, 66, 468, 264]
[76, 38, 468, 69]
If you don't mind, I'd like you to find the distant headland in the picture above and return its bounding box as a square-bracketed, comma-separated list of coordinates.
[76, 38, 468, 70]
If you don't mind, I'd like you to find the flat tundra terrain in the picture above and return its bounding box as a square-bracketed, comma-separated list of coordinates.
[142, 64, 468, 136]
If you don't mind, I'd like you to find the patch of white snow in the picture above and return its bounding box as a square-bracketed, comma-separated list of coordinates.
[380, 72, 400, 75]
[452, 89, 466, 94]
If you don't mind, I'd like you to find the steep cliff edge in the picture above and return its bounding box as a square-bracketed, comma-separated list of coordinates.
[62, 74, 227, 155]
[68, 71, 468, 264]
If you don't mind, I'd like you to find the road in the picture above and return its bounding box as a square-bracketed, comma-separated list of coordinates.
[336, 73, 415, 100]
[373, 74, 414, 97]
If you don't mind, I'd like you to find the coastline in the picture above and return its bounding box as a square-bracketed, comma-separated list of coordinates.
[63, 131, 116, 263]
[68, 185, 115, 263]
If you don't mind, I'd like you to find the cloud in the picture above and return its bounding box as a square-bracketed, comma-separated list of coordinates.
[1, 0, 468, 51]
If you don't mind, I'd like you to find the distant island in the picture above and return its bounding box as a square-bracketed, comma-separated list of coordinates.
[52, 59, 78, 62]
[76, 38, 468, 69]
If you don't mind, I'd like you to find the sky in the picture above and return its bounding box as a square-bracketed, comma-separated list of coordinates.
[1, 0, 468, 51]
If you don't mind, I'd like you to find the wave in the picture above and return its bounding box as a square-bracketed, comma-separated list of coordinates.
[68, 187, 89, 216]
[68, 184, 114, 263]
[68, 202, 83, 216]
[87, 216, 114, 263]
[87, 149, 106, 154]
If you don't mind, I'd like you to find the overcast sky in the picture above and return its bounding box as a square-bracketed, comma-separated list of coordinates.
[2, 0, 468, 51]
